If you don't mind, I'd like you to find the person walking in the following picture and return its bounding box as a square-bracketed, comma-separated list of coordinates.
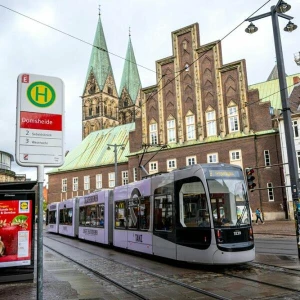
[255, 208, 264, 224]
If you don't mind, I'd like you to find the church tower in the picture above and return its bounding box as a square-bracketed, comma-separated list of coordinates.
[82, 12, 119, 139]
[118, 32, 142, 125]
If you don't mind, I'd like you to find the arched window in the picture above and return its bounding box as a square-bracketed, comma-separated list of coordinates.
[206, 111, 216, 136]
[228, 106, 239, 132]
[149, 121, 158, 145]
[186, 114, 195, 140]
[167, 118, 176, 143]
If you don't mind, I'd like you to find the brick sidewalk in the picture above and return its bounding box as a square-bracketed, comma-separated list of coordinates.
[252, 220, 296, 236]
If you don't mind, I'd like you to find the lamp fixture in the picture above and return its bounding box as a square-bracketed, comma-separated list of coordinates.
[276, 1, 291, 13]
[284, 21, 297, 32]
[107, 146, 111, 150]
[245, 22, 258, 34]
[295, 52, 300, 66]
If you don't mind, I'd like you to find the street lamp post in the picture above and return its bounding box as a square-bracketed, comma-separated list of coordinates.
[245, 0, 300, 258]
[107, 144, 125, 187]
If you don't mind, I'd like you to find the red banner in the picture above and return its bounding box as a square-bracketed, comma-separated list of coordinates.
[20, 111, 62, 131]
[0, 200, 33, 267]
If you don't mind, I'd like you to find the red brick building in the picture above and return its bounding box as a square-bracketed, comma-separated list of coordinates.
[48, 17, 292, 220]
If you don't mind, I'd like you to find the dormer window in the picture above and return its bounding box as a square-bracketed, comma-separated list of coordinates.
[108, 86, 112, 95]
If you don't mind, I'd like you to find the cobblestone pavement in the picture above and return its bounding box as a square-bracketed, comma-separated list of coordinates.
[252, 220, 296, 236]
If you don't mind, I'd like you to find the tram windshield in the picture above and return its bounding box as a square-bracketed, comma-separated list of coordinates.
[207, 178, 251, 227]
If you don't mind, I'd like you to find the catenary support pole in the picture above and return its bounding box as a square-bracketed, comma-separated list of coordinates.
[271, 6, 300, 258]
[37, 165, 44, 299]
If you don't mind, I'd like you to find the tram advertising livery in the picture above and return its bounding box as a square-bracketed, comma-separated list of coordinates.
[47, 163, 255, 265]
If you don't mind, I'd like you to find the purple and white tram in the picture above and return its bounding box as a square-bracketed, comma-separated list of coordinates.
[78, 189, 113, 244]
[47, 163, 255, 265]
[58, 197, 79, 237]
[46, 202, 59, 233]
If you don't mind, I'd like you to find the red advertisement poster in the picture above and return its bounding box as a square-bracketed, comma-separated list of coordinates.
[0, 200, 32, 268]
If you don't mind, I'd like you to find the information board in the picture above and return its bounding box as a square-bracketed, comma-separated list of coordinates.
[16, 74, 64, 167]
[0, 199, 33, 268]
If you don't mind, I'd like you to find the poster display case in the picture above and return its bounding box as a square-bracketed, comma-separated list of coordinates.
[0, 181, 36, 283]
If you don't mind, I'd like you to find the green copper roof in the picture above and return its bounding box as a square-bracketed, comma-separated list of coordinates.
[119, 36, 141, 103]
[249, 73, 300, 109]
[83, 16, 114, 93]
[48, 123, 135, 174]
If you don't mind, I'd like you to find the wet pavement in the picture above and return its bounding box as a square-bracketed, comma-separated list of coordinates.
[0, 220, 299, 300]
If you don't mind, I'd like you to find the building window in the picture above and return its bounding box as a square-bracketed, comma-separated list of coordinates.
[108, 172, 115, 187]
[122, 171, 129, 185]
[229, 150, 242, 168]
[228, 106, 239, 132]
[264, 150, 271, 166]
[96, 174, 102, 189]
[230, 150, 240, 160]
[133, 168, 138, 182]
[207, 153, 218, 163]
[186, 115, 195, 140]
[186, 156, 196, 166]
[167, 119, 176, 143]
[149, 122, 158, 145]
[84, 176, 90, 190]
[149, 161, 158, 174]
[297, 151, 300, 169]
[293, 120, 299, 138]
[108, 86, 112, 95]
[73, 177, 78, 191]
[267, 182, 274, 201]
[206, 111, 216, 136]
[167, 159, 177, 171]
[62, 179, 67, 192]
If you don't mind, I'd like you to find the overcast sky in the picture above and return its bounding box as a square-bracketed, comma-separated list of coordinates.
[0, 0, 299, 183]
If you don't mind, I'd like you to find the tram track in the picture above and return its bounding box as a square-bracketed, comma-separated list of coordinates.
[44, 234, 230, 300]
[248, 261, 300, 277]
[217, 263, 300, 294]
[44, 233, 300, 298]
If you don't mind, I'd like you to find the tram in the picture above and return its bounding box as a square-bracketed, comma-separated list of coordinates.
[46, 163, 255, 265]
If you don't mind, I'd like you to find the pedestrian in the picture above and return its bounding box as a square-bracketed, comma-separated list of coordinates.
[255, 208, 264, 224]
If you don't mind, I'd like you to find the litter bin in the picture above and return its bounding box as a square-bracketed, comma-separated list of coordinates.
[0, 181, 37, 283]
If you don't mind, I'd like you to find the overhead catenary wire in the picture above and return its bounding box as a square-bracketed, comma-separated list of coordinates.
[3, 1, 286, 170]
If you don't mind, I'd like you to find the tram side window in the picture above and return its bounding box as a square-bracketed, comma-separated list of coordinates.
[139, 197, 150, 231]
[154, 195, 173, 231]
[49, 211, 56, 224]
[59, 208, 73, 225]
[97, 204, 105, 227]
[127, 199, 138, 229]
[80, 204, 104, 227]
[79, 207, 86, 226]
[115, 201, 126, 229]
[179, 180, 209, 228]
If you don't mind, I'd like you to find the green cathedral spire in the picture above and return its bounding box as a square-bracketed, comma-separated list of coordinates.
[119, 35, 141, 103]
[83, 15, 114, 93]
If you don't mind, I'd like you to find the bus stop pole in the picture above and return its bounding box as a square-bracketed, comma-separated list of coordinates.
[37, 165, 44, 300]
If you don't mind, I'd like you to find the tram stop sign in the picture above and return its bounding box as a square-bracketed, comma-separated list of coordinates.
[16, 73, 65, 167]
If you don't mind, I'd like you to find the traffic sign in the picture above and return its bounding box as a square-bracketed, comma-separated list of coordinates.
[16, 74, 64, 167]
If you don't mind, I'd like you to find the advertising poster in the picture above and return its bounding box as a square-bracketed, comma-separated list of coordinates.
[0, 200, 32, 268]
